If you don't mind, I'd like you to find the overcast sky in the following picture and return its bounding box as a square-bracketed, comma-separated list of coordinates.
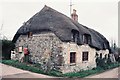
[0, 0, 119, 47]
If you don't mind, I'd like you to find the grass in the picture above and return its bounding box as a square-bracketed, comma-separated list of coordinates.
[63, 67, 104, 78]
[1, 60, 45, 74]
[1, 60, 120, 78]
[1, 60, 63, 77]
[63, 62, 120, 78]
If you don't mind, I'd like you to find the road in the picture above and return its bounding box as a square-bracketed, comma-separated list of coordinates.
[0, 63, 53, 78]
[86, 67, 120, 78]
[1, 63, 120, 78]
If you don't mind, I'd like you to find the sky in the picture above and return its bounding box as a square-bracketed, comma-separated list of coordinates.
[0, 0, 119, 47]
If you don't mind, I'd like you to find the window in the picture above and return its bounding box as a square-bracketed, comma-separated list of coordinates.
[28, 32, 33, 38]
[95, 52, 99, 57]
[73, 32, 79, 42]
[83, 34, 91, 44]
[100, 53, 102, 59]
[103, 43, 106, 50]
[82, 52, 89, 61]
[71, 30, 79, 43]
[70, 52, 76, 63]
[18, 46, 23, 53]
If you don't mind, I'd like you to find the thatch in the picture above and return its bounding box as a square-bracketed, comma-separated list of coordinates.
[12, 5, 110, 50]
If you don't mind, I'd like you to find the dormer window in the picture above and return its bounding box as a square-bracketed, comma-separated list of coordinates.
[28, 32, 33, 38]
[83, 34, 91, 44]
[100, 53, 102, 59]
[103, 43, 106, 50]
[71, 30, 79, 43]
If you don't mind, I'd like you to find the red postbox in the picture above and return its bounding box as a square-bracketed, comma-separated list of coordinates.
[24, 48, 28, 55]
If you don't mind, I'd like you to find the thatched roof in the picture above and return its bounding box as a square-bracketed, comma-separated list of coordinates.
[12, 5, 110, 50]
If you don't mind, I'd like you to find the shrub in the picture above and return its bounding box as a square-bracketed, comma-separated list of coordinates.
[96, 57, 107, 69]
[95, 54, 116, 70]
[63, 68, 103, 78]
[48, 69, 62, 77]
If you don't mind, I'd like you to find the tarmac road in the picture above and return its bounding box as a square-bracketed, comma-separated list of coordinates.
[0, 63, 53, 78]
[86, 67, 120, 78]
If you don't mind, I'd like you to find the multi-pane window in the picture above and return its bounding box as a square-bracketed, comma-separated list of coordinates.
[71, 30, 79, 43]
[83, 34, 91, 44]
[103, 43, 106, 50]
[82, 52, 89, 61]
[100, 53, 102, 59]
[73, 33, 79, 42]
[28, 32, 33, 38]
[70, 52, 76, 63]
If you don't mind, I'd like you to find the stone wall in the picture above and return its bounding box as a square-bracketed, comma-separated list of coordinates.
[15, 32, 109, 73]
[15, 32, 63, 69]
[96, 49, 109, 58]
[60, 43, 97, 73]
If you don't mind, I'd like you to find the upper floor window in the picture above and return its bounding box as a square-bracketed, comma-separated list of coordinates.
[71, 30, 79, 43]
[28, 32, 33, 38]
[83, 34, 91, 44]
[103, 43, 106, 50]
[100, 53, 102, 59]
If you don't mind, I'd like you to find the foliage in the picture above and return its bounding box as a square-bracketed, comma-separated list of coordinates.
[48, 69, 62, 77]
[95, 54, 116, 70]
[63, 62, 120, 78]
[118, 48, 120, 54]
[114, 47, 120, 62]
[2, 40, 15, 59]
[63, 67, 104, 78]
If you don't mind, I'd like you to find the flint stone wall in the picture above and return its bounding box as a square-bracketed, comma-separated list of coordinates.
[15, 32, 63, 68]
[15, 32, 109, 73]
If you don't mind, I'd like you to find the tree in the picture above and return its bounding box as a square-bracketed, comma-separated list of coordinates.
[2, 39, 15, 59]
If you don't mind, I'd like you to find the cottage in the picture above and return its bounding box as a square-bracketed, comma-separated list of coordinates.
[12, 5, 110, 73]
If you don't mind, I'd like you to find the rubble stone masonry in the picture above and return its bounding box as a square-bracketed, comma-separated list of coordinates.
[15, 32, 109, 73]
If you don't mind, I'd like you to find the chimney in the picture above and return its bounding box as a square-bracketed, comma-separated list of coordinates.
[71, 9, 78, 21]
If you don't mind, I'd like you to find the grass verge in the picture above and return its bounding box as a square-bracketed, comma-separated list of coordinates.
[63, 62, 120, 78]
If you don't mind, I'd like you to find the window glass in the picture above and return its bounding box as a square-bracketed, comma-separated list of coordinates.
[70, 52, 76, 63]
[71, 30, 79, 43]
[28, 32, 33, 38]
[82, 52, 89, 61]
[83, 34, 91, 44]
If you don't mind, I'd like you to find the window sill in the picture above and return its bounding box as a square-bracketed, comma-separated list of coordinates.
[82, 61, 88, 63]
[28, 36, 33, 38]
[70, 63, 76, 66]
